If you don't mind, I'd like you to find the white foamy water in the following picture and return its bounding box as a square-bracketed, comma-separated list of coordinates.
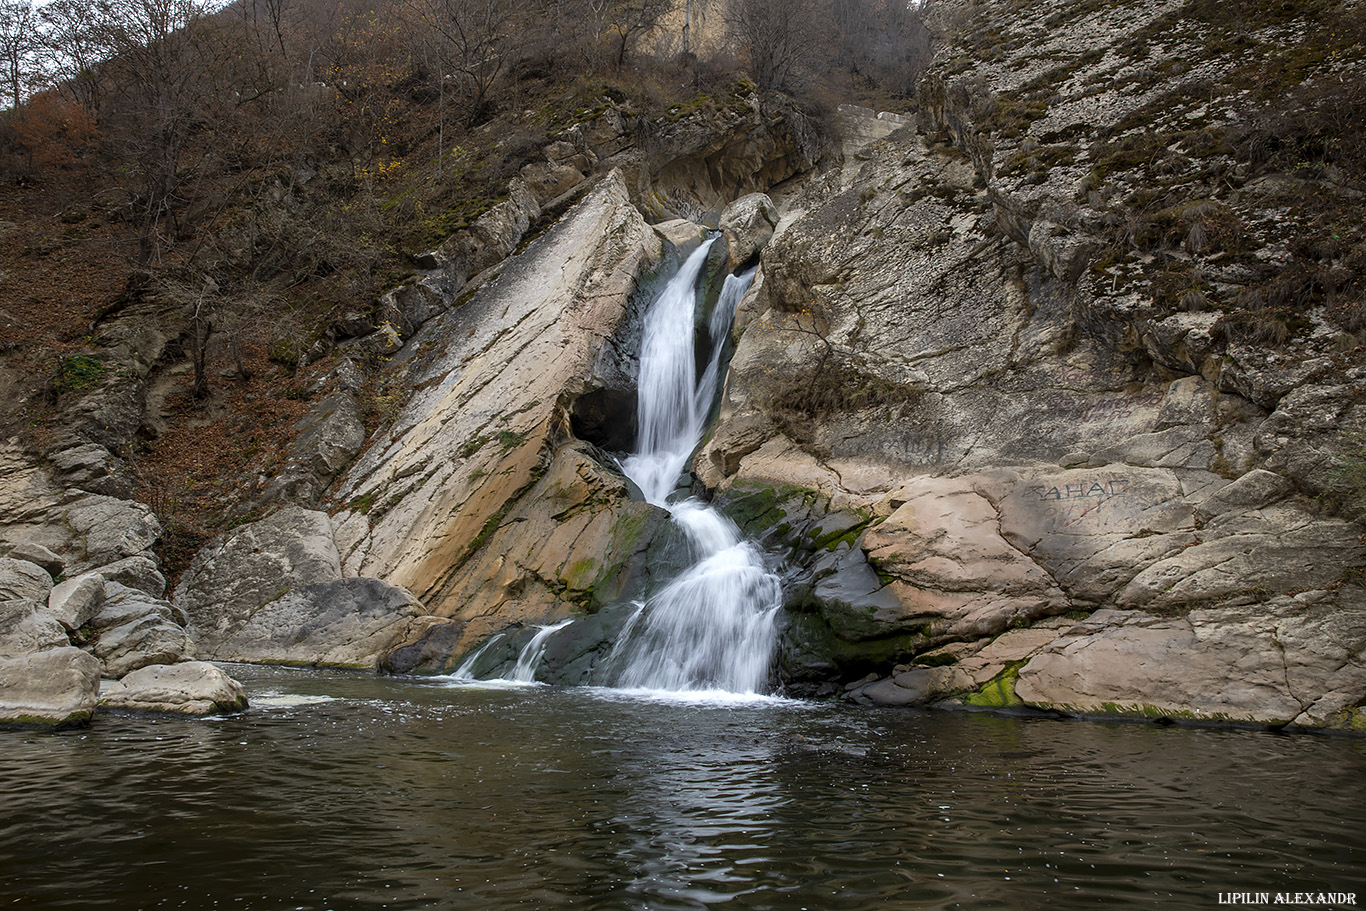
[609, 244, 780, 695]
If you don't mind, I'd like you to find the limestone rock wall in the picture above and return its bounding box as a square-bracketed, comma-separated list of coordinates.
[317, 171, 674, 669]
[701, 0, 1366, 731]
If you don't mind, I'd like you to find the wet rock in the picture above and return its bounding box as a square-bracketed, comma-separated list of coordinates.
[99, 661, 247, 716]
[653, 219, 708, 256]
[382, 617, 468, 674]
[0, 647, 101, 727]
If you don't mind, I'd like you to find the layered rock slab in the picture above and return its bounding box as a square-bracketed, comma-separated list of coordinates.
[331, 171, 668, 662]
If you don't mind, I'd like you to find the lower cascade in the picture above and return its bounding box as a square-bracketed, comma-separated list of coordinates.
[465, 239, 783, 694]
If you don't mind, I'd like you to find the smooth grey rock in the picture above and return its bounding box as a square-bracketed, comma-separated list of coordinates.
[92, 613, 191, 678]
[5, 543, 64, 577]
[99, 661, 247, 715]
[1196, 469, 1293, 521]
[719, 193, 778, 267]
[0, 599, 69, 658]
[175, 506, 340, 656]
[0, 558, 53, 602]
[1015, 597, 1366, 726]
[61, 494, 162, 573]
[77, 556, 165, 599]
[0, 647, 100, 727]
[90, 582, 176, 632]
[851, 674, 932, 706]
[47, 575, 106, 631]
[209, 577, 424, 669]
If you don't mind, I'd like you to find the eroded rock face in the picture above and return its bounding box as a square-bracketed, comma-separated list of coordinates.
[330, 171, 670, 665]
[697, 0, 1366, 729]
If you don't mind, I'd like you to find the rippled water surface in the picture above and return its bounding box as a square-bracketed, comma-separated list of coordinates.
[1, 666, 1363, 910]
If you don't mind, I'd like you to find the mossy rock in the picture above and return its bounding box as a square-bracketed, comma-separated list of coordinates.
[962, 662, 1025, 709]
[776, 610, 926, 684]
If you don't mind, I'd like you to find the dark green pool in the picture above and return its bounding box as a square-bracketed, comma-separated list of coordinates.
[1, 665, 1361, 910]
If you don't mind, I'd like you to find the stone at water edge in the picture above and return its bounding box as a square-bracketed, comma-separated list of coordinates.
[206, 577, 424, 670]
[174, 506, 342, 657]
[0, 647, 101, 727]
[99, 661, 248, 716]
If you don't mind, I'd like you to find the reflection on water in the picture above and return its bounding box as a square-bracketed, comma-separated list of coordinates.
[1, 665, 1363, 910]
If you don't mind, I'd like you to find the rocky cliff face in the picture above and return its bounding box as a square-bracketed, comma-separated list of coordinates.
[700, 0, 1366, 730]
[6, 0, 1363, 734]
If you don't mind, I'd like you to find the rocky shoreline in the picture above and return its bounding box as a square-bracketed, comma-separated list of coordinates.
[4, 0, 1365, 734]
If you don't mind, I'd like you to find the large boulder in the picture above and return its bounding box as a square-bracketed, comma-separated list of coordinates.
[5, 542, 64, 577]
[174, 506, 341, 656]
[0, 599, 70, 658]
[207, 577, 425, 669]
[47, 575, 106, 631]
[0, 647, 101, 727]
[0, 557, 53, 602]
[99, 661, 248, 716]
[89, 583, 191, 677]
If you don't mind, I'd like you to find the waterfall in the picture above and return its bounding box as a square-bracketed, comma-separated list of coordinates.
[609, 240, 782, 695]
[449, 238, 782, 694]
[509, 621, 574, 683]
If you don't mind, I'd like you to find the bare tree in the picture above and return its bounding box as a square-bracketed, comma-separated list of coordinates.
[35, 0, 111, 112]
[725, 0, 820, 92]
[603, 0, 671, 69]
[423, 0, 513, 128]
[0, 0, 37, 110]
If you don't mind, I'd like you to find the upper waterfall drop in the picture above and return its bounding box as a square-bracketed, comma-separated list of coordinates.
[620, 240, 721, 507]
